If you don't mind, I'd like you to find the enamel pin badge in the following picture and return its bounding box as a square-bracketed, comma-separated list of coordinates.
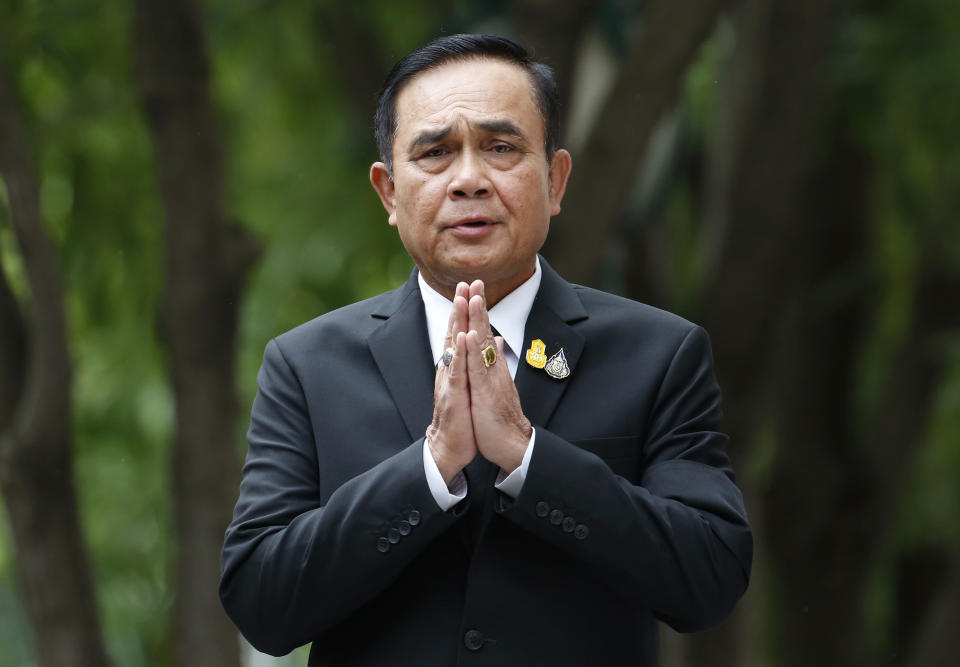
[544, 348, 571, 380]
[525, 339, 547, 369]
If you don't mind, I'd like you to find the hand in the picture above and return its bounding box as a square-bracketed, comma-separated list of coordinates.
[426, 282, 478, 485]
[464, 280, 532, 472]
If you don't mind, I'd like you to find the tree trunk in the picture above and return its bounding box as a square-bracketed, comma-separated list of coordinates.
[693, 0, 868, 663]
[689, 0, 960, 663]
[131, 1, 260, 665]
[0, 54, 111, 667]
[903, 555, 960, 667]
[543, 0, 728, 285]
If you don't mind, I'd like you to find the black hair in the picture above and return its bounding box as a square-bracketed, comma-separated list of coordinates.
[374, 34, 559, 172]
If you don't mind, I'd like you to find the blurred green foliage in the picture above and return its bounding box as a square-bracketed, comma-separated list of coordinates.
[0, 0, 434, 663]
[837, 0, 960, 563]
[0, 0, 958, 665]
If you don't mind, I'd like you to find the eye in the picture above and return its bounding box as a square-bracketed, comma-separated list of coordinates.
[421, 147, 447, 159]
[491, 144, 513, 154]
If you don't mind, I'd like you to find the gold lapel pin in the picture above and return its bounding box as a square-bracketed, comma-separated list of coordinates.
[525, 339, 547, 369]
[544, 348, 570, 380]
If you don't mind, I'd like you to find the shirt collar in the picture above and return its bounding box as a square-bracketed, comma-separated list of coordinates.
[419, 257, 542, 366]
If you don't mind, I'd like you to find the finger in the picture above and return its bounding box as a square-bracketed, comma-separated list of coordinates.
[453, 294, 469, 339]
[448, 331, 469, 387]
[468, 294, 492, 344]
[467, 281, 494, 343]
[443, 298, 458, 349]
[469, 279, 485, 306]
[488, 336, 507, 378]
[433, 362, 444, 403]
[442, 283, 464, 344]
[466, 330, 503, 380]
[464, 329, 480, 376]
[455, 282, 470, 330]
[436, 332, 464, 398]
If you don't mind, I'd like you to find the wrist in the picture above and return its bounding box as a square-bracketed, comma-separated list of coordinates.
[499, 421, 532, 473]
[426, 432, 466, 486]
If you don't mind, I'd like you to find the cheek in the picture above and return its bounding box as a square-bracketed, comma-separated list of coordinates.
[504, 172, 550, 215]
[400, 179, 444, 219]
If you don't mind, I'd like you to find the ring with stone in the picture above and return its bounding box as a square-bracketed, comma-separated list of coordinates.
[442, 347, 455, 367]
[480, 344, 497, 368]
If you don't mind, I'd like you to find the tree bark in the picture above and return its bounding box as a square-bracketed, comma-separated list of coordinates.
[131, 1, 260, 665]
[697, 0, 837, 410]
[764, 138, 873, 667]
[691, 1, 867, 663]
[543, 0, 728, 285]
[687, 0, 960, 663]
[878, 268, 960, 666]
[0, 54, 111, 667]
[0, 247, 26, 426]
[903, 555, 960, 667]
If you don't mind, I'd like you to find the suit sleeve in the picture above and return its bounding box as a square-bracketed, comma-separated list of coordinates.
[219, 338, 463, 656]
[496, 325, 752, 631]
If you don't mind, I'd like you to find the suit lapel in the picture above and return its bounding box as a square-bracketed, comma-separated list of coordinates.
[514, 258, 587, 429]
[367, 271, 435, 442]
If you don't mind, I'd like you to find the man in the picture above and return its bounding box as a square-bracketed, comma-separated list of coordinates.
[220, 34, 752, 666]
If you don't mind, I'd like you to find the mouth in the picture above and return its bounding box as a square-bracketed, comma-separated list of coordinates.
[451, 217, 495, 228]
[446, 217, 499, 238]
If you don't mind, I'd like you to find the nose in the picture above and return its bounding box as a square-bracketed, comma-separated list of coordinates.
[448, 150, 490, 199]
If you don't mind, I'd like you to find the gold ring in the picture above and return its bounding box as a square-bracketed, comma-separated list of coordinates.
[481, 344, 497, 368]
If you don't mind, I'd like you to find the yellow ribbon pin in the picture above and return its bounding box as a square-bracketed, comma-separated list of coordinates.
[525, 339, 547, 369]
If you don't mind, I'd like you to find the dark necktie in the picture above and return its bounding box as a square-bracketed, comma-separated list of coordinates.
[459, 324, 503, 553]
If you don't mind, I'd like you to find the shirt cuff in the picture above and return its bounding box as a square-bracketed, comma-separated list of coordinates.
[494, 428, 536, 499]
[423, 439, 467, 511]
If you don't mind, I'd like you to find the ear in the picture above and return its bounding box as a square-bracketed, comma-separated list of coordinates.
[547, 149, 572, 216]
[370, 162, 398, 226]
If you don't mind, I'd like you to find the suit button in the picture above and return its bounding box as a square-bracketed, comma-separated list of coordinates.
[463, 629, 484, 651]
[562, 516, 576, 533]
[535, 501, 550, 518]
[398, 520, 411, 536]
[388, 527, 400, 544]
[574, 524, 589, 540]
[549, 509, 564, 526]
[408, 509, 421, 526]
[376, 537, 390, 553]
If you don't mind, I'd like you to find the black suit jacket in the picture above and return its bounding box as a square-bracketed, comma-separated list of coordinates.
[220, 258, 752, 666]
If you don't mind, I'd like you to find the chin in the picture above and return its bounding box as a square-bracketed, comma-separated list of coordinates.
[459, 257, 515, 281]
[441, 252, 499, 277]
[458, 257, 533, 287]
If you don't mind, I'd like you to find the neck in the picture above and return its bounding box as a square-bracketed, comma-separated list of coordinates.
[420, 262, 536, 308]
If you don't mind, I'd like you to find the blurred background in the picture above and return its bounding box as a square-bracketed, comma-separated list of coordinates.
[1, 0, 958, 665]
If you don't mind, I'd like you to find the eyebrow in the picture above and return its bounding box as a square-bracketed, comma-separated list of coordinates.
[406, 119, 527, 154]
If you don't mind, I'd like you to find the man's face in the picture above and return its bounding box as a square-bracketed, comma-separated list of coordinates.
[370, 58, 571, 304]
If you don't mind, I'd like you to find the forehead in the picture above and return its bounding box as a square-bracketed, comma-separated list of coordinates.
[393, 58, 542, 142]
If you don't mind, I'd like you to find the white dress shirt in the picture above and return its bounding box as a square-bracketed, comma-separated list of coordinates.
[418, 259, 541, 510]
